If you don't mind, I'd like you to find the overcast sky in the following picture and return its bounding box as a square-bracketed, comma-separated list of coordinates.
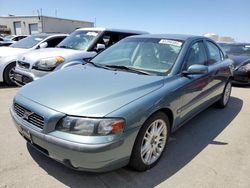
[1, 0, 250, 42]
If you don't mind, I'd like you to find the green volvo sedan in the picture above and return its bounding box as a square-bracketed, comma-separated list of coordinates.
[10, 34, 234, 172]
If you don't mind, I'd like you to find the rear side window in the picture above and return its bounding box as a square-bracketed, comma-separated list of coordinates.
[206, 41, 223, 64]
[96, 32, 137, 48]
[46, 37, 66, 47]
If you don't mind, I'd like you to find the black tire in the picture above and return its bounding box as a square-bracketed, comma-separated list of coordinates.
[3, 62, 16, 86]
[129, 112, 170, 171]
[215, 81, 232, 108]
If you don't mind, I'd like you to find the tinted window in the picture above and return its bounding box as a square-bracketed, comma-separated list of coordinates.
[206, 41, 222, 63]
[92, 32, 137, 51]
[185, 41, 207, 69]
[46, 37, 66, 47]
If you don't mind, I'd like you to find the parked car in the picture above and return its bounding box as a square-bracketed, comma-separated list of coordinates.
[219, 43, 250, 84]
[0, 35, 28, 46]
[13, 28, 148, 86]
[10, 34, 233, 172]
[0, 33, 68, 85]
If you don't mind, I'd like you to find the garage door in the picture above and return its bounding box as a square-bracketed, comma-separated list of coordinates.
[29, 23, 38, 34]
[13, 21, 21, 35]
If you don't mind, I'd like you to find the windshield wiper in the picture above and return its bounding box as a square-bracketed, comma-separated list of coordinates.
[105, 65, 151, 75]
[84, 60, 113, 70]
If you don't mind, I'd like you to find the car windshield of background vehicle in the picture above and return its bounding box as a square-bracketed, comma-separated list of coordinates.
[11, 35, 48, 49]
[91, 38, 183, 75]
[222, 44, 250, 56]
[57, 30, 99, 51]
[3, 35, 14, 41]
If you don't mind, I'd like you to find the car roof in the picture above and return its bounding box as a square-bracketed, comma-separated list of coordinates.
[30, 33, 69, 38]
[127, 34, 205, 41]
[75, 27, 148, 34]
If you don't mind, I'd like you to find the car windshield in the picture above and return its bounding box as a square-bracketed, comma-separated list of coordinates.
[220, 43, 250, 56]
[10, 35, 48, 49]
[57, 30, 100, 51]
[91, 37, 183, 75]
[4, 35, 14, 40]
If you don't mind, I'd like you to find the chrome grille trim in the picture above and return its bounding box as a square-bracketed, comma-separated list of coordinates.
[14, 103, 44, 129]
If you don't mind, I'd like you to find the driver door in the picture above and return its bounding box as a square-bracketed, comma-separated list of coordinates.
[178, 40, 210, 125]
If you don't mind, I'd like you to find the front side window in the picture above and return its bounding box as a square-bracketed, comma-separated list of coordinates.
[185, 41, 207, 69]
[10, 35, 48, 49]
[206, 41, 222, 63]
[91, 38, 183, 75]
[57, 30, 100, 51]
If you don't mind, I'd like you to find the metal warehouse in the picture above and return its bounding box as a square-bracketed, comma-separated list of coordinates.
[0, 15, 94, 35]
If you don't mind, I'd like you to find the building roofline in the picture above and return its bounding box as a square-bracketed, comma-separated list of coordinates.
[0, 15, 93, 24]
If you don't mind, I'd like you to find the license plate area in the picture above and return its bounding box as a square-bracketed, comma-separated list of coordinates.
[20, 127, 32, 143]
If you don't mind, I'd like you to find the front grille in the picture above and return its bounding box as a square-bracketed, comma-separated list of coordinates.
[17, 61, 30, 69]
[14, 103, 44, 129]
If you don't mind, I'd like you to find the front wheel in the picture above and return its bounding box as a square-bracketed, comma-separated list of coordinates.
[3, 62, 16, 86]
[216, 81, 232, 108]
[129, 112, 170, 171]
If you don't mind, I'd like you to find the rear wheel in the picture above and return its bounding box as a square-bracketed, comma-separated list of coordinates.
[3, 62, 16, 86]
[216, 81, 232, 108]
[129, 112, 170, 171]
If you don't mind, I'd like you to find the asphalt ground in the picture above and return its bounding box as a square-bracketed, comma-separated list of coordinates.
[0, 83, 250, 188]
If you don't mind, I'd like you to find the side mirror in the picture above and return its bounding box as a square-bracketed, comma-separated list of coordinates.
[38, 42, 48, 49]
[95, 43, 105, 52]
[183, 64, 208, 75]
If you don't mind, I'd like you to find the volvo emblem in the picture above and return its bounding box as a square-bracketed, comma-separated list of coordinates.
[22, 111, 33, 120]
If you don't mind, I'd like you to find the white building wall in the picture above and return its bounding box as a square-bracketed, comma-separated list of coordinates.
[42, 16, 93, 34]
[0, 16, 93, 35]
[0, 16, 41, 35]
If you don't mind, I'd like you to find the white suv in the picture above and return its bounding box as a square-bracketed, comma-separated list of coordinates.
[13, 28, 148, 86]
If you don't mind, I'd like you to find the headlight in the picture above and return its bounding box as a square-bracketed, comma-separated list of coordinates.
[34, 56, 65, 71]
[56, 116, 125, 136]
[237, 66, 247, 72]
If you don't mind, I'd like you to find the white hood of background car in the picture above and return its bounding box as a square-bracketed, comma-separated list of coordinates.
[18, 48, 96, 65]
[0, 47, 28, 57]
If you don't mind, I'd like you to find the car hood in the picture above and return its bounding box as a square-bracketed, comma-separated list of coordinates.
[17, 64, 164, 117]
[0, 47, 28, 57]
[18, 48, 96, 64]
[229, 55, 250, 69]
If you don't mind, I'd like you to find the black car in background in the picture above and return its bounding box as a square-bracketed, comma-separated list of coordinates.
[219, 43, 250, 85]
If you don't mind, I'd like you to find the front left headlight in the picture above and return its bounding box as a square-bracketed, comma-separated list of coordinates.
[56, 116, 125, 136]
[34, 56, 65, 71]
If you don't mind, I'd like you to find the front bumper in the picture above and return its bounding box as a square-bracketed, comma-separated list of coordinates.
[10, 101, 137, 172]
[13, 67, 49, 86]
